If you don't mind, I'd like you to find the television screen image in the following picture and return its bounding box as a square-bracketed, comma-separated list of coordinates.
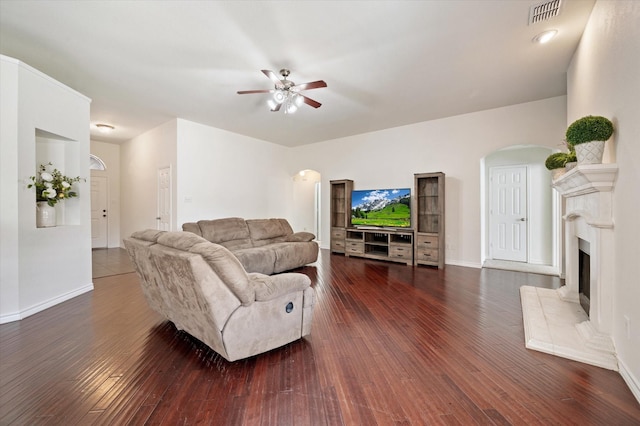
[351, 188, 411, 228]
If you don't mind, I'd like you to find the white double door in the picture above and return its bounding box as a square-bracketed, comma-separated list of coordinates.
[490, 166, 528, 262]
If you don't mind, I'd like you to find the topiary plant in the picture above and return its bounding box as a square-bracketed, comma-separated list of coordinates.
[545, 152, 569, 170]
[565, 115, 614, 145]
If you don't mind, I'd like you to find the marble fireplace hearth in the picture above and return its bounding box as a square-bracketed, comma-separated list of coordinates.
[520, 164, 618, 370]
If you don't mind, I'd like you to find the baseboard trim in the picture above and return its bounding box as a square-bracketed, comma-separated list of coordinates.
[0, 283, 94, 324]
[445, 260, 482, 269]
[619, 357, 640, 404]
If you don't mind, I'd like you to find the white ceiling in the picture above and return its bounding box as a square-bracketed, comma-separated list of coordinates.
[0, 0, 595, 147]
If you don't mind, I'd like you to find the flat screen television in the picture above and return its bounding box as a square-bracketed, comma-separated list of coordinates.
[351, 188, 411, 228]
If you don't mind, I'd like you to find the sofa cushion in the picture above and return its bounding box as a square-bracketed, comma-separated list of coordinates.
[182, 222, 202, 237]
[197, 218, 253, 250]
[271, 242, 319, 274]
[157, 231, 209, 251]
[233, 247, 277, 275]
[131, 229, 166, 243]
[249, 272, 311, 302]
[189, 242, 255, 306]
[285, 231, 316, 242]
[247, 218, 291, 247]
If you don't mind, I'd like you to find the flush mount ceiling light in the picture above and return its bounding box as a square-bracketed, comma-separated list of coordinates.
[237, 69, 327, 114]
[95, 123, 115, 133]
[533, 29, 558, 44]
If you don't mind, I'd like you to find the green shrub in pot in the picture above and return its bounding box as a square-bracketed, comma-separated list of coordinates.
[545, 152, 569, 170]
[565, 115, 614, 145]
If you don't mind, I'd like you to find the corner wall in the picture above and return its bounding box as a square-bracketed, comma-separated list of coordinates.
[567, 0, 640, 400]
[0, 55, 92, 323]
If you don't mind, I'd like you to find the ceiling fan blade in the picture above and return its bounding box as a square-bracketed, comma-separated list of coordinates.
[261, 70, 283, 87]
[300, 94, 322, 108]
[237, 89, 275, 94]
[270, 103, 282, 112]
[294, 80, 327, 91]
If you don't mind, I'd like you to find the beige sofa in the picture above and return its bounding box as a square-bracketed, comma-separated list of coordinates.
[182, 218, 318, 275]
[124, 229, 316, 362]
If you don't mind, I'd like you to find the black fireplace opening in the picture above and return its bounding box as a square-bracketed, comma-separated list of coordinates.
[578, 239, 591, 316]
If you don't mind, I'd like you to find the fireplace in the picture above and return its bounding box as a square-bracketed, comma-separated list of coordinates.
[520, 164, 618, 371]
[578, 239, 590, 316]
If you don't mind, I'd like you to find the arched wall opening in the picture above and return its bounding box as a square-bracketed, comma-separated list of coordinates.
[292, 169, 321, 242]
[480, 145, 562, 274]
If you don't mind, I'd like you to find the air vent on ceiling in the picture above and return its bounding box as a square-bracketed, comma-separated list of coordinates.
[529, 0, 562, 25]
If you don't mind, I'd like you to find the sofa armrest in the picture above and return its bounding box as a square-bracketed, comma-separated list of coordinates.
[249, 272, 311, 302]
[285, 231, 316, 242]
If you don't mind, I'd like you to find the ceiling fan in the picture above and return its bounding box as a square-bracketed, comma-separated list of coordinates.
[237, 69, 327, 113]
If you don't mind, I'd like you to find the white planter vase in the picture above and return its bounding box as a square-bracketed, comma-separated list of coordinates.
[575, 141, 605, 164]
[36, 201, 56, 228]
[551, 168, 566, 180]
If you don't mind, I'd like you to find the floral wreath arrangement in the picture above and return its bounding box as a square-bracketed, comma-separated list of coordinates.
[28, 162, 84, 207]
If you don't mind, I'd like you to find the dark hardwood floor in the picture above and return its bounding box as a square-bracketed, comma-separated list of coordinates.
[1, 249, 639, 425]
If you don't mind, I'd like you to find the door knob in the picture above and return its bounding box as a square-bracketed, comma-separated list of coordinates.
[103, 214, 107, 217]
[518, 218, 527, 221]
[156, 217, 161, 220]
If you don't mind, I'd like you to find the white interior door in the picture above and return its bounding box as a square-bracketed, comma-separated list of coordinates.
[157, 167, 171, 231]
[490, 166, 528, 262]
[91, 175, 108, 248]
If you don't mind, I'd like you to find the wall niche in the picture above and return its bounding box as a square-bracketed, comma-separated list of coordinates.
[35, 128, 81, 226]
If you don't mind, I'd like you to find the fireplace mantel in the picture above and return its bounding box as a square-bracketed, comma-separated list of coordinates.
[521, 162, 619, 371]
[552, 163, 618, 197]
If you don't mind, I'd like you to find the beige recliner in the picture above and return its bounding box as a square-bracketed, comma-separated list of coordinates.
[124, 229, 316, 362]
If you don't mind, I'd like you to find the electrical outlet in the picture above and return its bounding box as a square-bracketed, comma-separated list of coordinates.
[624, 315, 631, 340]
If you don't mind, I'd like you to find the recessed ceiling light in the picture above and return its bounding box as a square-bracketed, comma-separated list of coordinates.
[95, 124, 115, 133]
[533, 29, 558, 44]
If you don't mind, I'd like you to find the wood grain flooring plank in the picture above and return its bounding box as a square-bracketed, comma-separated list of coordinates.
[1, 250, 639, 425]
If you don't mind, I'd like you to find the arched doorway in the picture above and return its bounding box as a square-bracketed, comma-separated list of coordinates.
[292, 169, 321, 242]
[480, 145, 561, 275]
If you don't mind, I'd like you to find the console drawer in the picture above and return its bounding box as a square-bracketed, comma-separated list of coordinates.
[416, 248, 439, 262]
[331, 240, 345, 251]
[345, 241, 364, 254]
[389, 245, 412, 260]
[331, 228, 346, 239]
[416, 235, 439, 249]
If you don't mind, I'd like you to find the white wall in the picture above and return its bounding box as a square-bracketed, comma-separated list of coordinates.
[90, 140, 121, 247]
[175, 119, 292, 226]
[0, 56, 20, 321]
[120, 119, 177, 241]
[567, 0, 640, 400]
[289, 96, 567, 267]
[0, 55, 92, 323]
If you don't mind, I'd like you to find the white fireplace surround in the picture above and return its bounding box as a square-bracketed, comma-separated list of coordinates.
[521, 164, 619, 370]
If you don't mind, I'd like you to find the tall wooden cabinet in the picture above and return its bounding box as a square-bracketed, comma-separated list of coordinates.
[329, 179, 353, 253]
[413, 172, 445, 268]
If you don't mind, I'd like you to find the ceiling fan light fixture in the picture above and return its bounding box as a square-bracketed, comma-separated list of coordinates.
[273, 90, 286, 104]
[238, 69, 326, 114]
[286, 104, 298, 114]
[533, 29, 558, 44]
